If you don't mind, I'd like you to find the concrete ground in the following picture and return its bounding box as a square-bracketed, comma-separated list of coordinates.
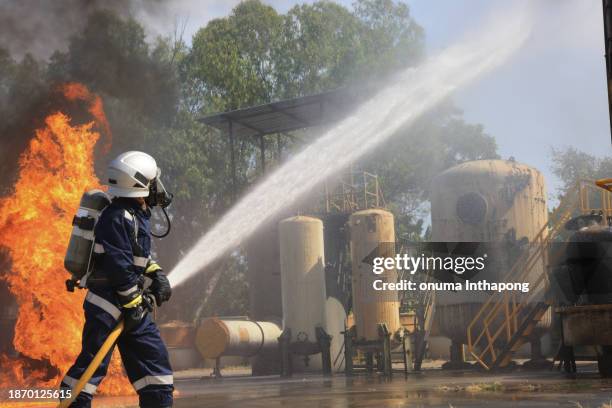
[4, 363, 612, 407]
[94, 362, 612, 408]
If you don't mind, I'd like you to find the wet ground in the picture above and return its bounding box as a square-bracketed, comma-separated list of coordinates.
[91, 363, 612, 408]
[171, 369, 612, 408]
[4, 364, 612, 407]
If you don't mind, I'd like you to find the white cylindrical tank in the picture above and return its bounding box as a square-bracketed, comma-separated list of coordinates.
[195, 318, 282, 359]
[325, 296, 347, 371]
[349, 209, 401, 341]
[279, 216, 327, 342]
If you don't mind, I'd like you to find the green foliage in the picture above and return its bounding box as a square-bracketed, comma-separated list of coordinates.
[366, 104, 499, 237]
[551, 147, 612, 197]
[187, 1, 282, 111]
[48, 10, 180, 126]
[187, 0, 424, 110]
[353, 0, 424, 76]
[278, 2, 365, 96]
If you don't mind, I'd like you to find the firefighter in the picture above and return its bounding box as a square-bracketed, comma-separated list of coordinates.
[61, 151, 174, 408]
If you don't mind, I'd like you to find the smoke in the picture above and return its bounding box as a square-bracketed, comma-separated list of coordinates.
[0, 0, 170, 60]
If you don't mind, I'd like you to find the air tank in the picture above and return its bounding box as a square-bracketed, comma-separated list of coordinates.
[430, 160, 549, 366]
[64, 189, 111, 284]
[195, 318, 282, 359]
[279, 216, 327, 341]
[349, 209, 401, 341]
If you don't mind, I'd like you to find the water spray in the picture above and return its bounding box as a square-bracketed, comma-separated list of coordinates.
[169, 8, 532, 288]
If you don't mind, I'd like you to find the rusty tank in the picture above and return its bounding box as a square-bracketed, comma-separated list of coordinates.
[430, 159, 549, 367]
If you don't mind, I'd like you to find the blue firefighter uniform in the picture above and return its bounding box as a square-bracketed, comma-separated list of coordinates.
[60, 198, 173, 408]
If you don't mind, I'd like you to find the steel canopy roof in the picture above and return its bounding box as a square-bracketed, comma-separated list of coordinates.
[199, 87, 369, 139]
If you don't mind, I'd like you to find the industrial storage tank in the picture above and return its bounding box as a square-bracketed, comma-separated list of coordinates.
[553, 214, 612, 376]
[195, 318, 282, 359]
[245, 223, 282, 322]
[349, 209, 401, 341]
[245, 222, 283, 375]
[159, 321, 201, 371]
[279, 216, 329, 372]
[430, 159, 549, 367]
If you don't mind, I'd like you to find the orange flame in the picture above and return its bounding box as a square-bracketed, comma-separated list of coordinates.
[0, 83, 131, 396]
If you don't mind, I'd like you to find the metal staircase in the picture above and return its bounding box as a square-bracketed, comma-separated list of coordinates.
[467, 181, 612, 370]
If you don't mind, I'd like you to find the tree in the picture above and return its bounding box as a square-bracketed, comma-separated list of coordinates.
[365, 103, 499, 238]
[186, 1, 283, 112]
[187, 0, 425, 108]
[551, 147, 612, 198]
[353, 0, 424, 76]
[48, 10, 181, 131]
[184, 0, 427, 194]
[277, 2, 365, 97]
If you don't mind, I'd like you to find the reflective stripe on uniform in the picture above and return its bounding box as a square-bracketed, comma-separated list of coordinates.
[133, 256, 148, 267]
[61, 375, 98, 395]
[85, 292, 121, 320]
[93, 243, 105, 254]
[117, 285, 138, 297]
[132, 375, 173, 391]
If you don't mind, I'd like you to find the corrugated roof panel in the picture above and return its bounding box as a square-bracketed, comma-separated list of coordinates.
[199, 86, 369, 138]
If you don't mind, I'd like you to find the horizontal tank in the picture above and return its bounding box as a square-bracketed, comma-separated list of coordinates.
[349, 209, 401, 341]
[159, 321, 201, 371]
[195, 318, 282, 359]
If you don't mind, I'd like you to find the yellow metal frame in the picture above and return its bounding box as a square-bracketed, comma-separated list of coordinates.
[466, 180, 612, 370]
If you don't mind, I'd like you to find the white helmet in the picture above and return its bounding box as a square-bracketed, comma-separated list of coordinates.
[106, 151, 158, 198]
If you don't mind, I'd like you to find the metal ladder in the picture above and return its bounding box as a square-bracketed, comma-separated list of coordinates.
[466, 181, 612, 370]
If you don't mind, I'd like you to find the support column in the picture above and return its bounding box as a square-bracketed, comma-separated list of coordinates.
[259, 134, 266, 174]
[228, 120, 237, 199]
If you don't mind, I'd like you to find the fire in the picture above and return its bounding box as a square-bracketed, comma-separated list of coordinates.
[0, 84, 132, 396]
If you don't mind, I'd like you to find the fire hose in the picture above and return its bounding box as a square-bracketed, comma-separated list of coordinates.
[57, 294, 155, 408]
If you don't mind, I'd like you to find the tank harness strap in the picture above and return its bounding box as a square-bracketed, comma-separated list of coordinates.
[125, 209, 146, 262]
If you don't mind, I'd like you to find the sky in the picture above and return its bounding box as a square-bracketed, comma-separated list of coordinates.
[136, 0, 611, 199]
